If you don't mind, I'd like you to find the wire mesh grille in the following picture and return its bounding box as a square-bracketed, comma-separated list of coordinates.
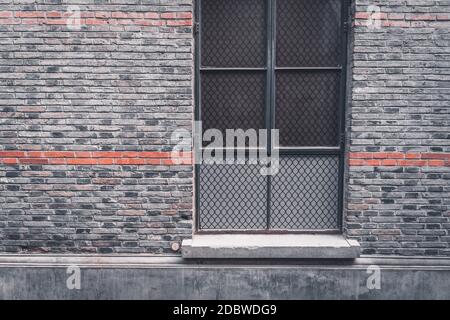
[199, 162, 267, 230]
[201, 0, 267, 67]
[198, 155, 340, 230]
[276, 70, 340, 147]
[201, 71, 266, 145]
[276, 0, 342, 67]
[270, 155, 340, 230]
[197, 0, 346, 232]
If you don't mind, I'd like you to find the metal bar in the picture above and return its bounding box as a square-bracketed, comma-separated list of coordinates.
[270, 0, 277, 139]
[197, 149, 342, 159]
[275, 66, 342, 70]
[194, 0, 201, 233]
[200, 67, 267, 71]
[337, 0, 351, 232]
[266, 0, 274, 230]
[278, 146, 341, 151]
[277, 147, 341, 155]
[200, 147, 268, 151]
[195, 0, 349, 233]
[196, 229, 342, 235]
[267, 0, 277, 230]
[278, 150, 341, 156]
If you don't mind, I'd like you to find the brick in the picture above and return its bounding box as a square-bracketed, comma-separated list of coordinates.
[422, 153, 450, 160]
[0, 151, 25, 157]
[428, 160, 446, 167]
[0, 11, 12, 18]
[66, 159, 97, 165]
[0, 1, 193, 255]
[160, 12, 177, 19]
[0, 18, 21, 25]
[15, 11, 45, 18]
[348, 0, 450, 256]
[177, 12, 193, 19]
[398, 160, 427, 167]
[350, 152, 373, 159]
[144, 12, 159, 19]
[97, 158, 114, 165]
[355, 12, 369, 19]
[93, 152, 123, 158]
[381, 159, 397, 166]
[19, 158, 48, 165]
[145, 159, 162, 165]
[0, 0, 448, 258]
[48, 159, 66, 165]
[74, 152, 92, 158]
[405, 153, 421, 159]
[46, 11, 62, 18]
[93, 12, 109, 18]
[45, 152, 75, 158]
[85, 18, 108, 25]
[1, 158, 18, 165]
[167, 19, 192, 26]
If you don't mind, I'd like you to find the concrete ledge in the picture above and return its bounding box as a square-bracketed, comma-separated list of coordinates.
[0, 254, 182, 268]
[0, 254, 450, 268]
[0, 255, 449, 299]
[182, 234, 361, 259]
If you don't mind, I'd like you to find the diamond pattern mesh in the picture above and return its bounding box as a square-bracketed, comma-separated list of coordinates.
[270, 156, 339, 230]
[199, 155, 340, 230]
[201, 71, 266, 144]
[199, 163, 267, 229]
[201, 0, 267, 67]
[276, 70, 340, 147]
[197, 0, 345, 232]
[276, 0, 342, 67]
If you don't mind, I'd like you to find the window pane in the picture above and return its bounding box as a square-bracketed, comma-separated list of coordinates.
[201, 71, 266, 138]
[201, 0, 267, 67]
[275, 70, 340, 147]
[199, 163, 267, 229]
[270, 155, 340, 230]
[276, 0, 342, 67]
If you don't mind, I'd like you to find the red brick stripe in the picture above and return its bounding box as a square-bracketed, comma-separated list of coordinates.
[1, 151, 448, 167]
[349, 152, 450, 167]
[0, 151, 192, 165]
[0, 11, 192, 26]
[354, 12, 450, 28]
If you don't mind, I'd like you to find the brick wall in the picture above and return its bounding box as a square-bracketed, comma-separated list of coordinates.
[346, 0, 450, 256]
[0, 0, 449, 257]
[0, 0, 193, 253]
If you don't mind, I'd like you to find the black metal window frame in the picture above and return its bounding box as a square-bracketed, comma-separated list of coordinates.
[194, 0, 351, 234]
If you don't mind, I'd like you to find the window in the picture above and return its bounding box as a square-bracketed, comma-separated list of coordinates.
[195, 0, 349, 232]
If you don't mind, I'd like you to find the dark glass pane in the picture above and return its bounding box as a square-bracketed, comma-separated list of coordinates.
[276, 0, 342, 67]
[199, 163, 267, 229]
[275, 70, 340, 147]
[270, 155, 339, 230]
[201, 71, 266, 139]
[201, 0, 266, 67]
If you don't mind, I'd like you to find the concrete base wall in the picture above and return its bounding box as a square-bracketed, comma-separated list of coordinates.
[0, 255, 449, 300]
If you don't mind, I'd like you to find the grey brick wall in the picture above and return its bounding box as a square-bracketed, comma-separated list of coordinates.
[346, 0, 450, 256]
[0, 0, 449, 257]
[0, 0, 194, 253]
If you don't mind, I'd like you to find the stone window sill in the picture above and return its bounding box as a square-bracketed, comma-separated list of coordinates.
[181, 234, 361, 259]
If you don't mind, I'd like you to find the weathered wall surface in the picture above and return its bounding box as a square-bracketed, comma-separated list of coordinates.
[0, 0, 194, 253]
[347, 0, 450, 256]
[1, 256, 450, 300]
[0, 0, 449, 256]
